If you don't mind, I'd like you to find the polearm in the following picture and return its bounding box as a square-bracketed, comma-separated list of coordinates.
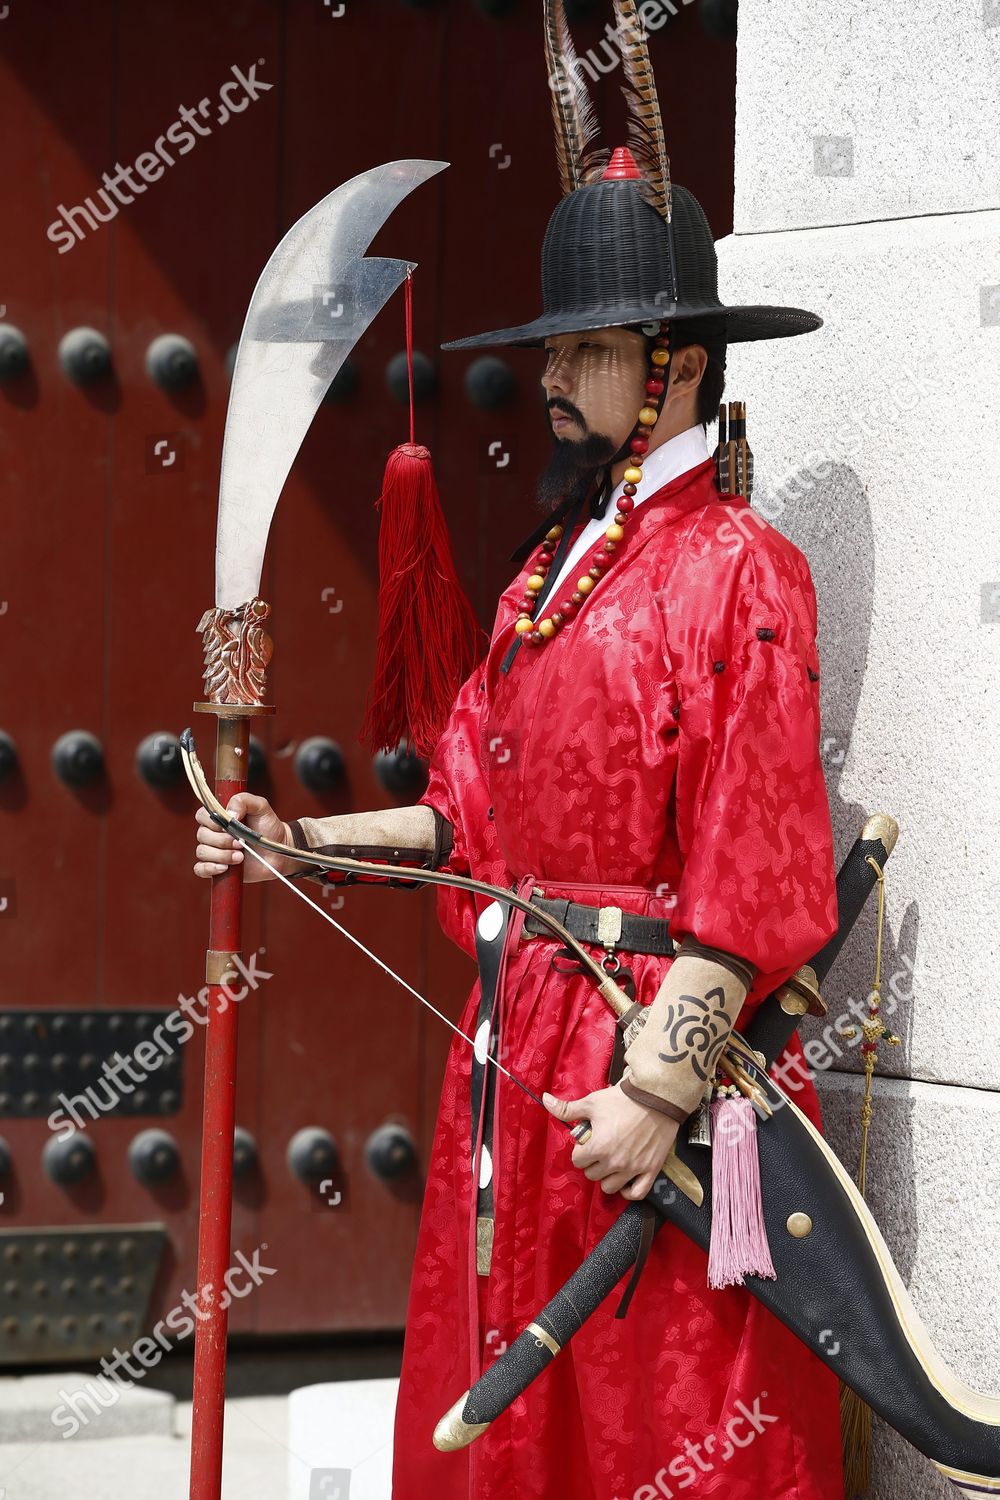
[429, 821, 1000, 1495]
[187, 700, 269, 1500]
[186, 159, 449, 1500]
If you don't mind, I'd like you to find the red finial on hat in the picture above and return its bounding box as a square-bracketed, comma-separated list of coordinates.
[601, 146, 642, 181]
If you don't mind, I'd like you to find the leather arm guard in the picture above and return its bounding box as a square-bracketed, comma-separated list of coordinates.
[286, 805, 454, 888]
[620, 935, 755, 1119]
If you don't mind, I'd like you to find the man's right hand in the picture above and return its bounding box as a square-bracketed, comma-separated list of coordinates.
[193, 794, 296, 882]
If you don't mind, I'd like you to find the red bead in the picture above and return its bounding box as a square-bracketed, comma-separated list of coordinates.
[655, 335, 670, 348]
[646, 379, 664, 396]
[593, 554, 610, 570]
[538, 549, 554, 564]
[630, 436, 649, 454]
[560, 600, 576, 615]
[618, 496, 635, 513]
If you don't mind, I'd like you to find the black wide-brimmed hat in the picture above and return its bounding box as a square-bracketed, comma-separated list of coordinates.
[442, 1, 821, 359]
[442, 156, 821, 353]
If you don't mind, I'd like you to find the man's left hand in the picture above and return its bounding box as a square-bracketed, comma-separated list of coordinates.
[542, 1083, 680, 1201]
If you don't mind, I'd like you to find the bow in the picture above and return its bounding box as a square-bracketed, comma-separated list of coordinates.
[180, 725, 713, 1200]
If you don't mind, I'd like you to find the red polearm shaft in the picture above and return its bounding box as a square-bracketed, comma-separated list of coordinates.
[188, 713, 250, 1500]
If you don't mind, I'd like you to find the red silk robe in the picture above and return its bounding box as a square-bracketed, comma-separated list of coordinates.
[391, 457, 845, 1500]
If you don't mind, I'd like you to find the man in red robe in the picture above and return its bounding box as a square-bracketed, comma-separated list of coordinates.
[382, 317, 843, 1500]
[194, 11, 846, 1495]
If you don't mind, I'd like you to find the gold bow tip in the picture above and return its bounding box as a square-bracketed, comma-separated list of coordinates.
[432, 1392, 490, 1451]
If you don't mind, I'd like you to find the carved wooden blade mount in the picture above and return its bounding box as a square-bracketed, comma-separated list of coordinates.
[194, 597, 276, 716]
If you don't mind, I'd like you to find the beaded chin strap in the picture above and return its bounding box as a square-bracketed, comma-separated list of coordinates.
[513, 319, 674, 650]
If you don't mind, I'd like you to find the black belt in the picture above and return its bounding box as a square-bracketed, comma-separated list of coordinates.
[522, 895, 675, 956]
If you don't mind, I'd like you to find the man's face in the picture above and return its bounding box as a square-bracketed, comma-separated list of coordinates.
[535, 326, 650, 512]
[541, 327, 649, 450]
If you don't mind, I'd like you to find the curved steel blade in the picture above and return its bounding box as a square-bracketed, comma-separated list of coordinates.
[216, 157, 448, 609]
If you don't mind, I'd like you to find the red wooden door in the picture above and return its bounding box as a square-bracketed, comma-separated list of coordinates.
[0, 0, 735, 1353]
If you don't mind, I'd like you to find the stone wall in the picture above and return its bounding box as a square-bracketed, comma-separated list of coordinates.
[715, 3, 1000, 1494]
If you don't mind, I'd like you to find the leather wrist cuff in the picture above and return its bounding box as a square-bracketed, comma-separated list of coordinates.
[285, 812, 454, 872]
[430, 808, 455, 869]
[675, 935, 755, 992]
[287, 819, 310, 852]
[619, 1077, 693, 1124]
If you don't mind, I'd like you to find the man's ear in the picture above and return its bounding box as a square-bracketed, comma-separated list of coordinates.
[672, 343, 709, 390]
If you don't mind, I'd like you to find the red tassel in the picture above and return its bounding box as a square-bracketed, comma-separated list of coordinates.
[360, 443, 483, 760]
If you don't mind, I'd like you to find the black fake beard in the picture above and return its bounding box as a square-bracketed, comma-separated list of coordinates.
[534, 428, 619, 515]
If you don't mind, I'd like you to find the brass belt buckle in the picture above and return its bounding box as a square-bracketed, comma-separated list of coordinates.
[521, 887, 547, 943]
[596, 904, 623, 954]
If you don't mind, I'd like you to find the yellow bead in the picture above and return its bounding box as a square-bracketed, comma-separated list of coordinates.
[545, 525, 563, 542]
[638, 407, 659, 427]
[538, 618, 557, 638]
[577, 576, 595, 594]
[650, 349, 669, 367]
[514, 617, 534, 634]
[527, 574, 546, 592]
[623, 466, 643, 485]
[605, 523, 624, 542]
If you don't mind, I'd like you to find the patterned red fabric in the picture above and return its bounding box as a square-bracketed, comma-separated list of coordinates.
[393, 458, 845, 1499]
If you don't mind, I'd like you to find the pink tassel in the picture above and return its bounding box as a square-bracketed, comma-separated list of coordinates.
[707, 1096, 777, 1290]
